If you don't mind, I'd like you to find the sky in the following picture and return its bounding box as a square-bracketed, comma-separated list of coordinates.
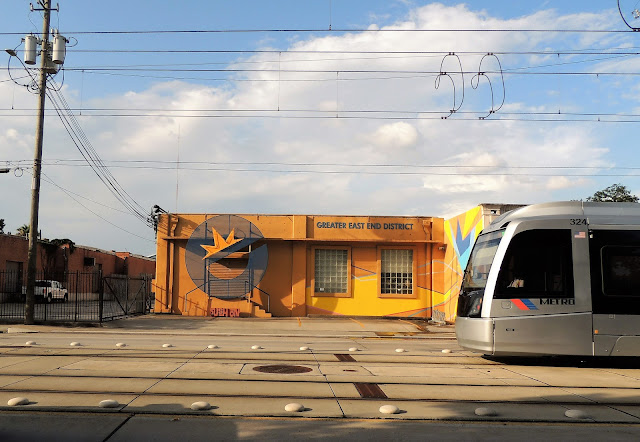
[2, 1, 640, 256]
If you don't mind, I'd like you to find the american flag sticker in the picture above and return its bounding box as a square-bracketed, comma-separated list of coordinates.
[574, 231, 586, 239]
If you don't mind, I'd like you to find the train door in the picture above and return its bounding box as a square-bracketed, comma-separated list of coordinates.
[589, 228, 640, 355]
[490, 222, 592, 356]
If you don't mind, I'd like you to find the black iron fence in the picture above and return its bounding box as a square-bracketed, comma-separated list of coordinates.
[0, 271, 153, 323]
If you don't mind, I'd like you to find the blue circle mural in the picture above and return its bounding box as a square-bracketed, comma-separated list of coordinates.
[185, 215, 268, 299]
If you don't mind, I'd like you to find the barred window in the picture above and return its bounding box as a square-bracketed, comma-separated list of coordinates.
[381, 249, 413, 295]
[314, 249, 348, 294]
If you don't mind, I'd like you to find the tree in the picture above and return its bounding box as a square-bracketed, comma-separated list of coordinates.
[50, 238, 75, 254]
[16, 224, 30, 237]
[586, 183, 639, 203]
[0, 219, 4, 234]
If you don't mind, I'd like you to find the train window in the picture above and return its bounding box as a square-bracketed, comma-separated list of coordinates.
[462, 230, 504, 291]
[602, 246, 640, 297]
[495, 229, 574, 299]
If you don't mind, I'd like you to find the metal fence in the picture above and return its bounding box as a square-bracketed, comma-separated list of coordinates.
[0, 271, 153, 323]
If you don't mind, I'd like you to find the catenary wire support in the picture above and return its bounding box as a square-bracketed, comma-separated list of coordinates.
[471, 53, 505, 120]
[618, 0, 640, 31]
[434, 52, 465, 119]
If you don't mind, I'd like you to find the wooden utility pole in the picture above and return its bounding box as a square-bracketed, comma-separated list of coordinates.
[25, 0, 52, 324]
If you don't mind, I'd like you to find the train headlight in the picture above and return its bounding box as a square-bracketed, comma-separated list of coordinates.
[468, 295, 483, 318]
[457, 289, 484, 318]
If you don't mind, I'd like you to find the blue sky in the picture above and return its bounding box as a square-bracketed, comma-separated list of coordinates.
[2, 1, 640, 256]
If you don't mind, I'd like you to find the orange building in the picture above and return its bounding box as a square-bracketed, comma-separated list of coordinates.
[153, 214, 448, 318]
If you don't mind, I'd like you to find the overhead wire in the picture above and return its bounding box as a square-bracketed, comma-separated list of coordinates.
[3, 110, 640, 122]
[16, 159, 626, 170]
[56, 67, 640, 76]
[9, 158, 640, 178]
[40, 171, 156, 243]
[45, 78, 153, 228]
[58, 52, 636, 70]
[0, 27, 635, 36]
[3, 20, 639, 185]
[3, 63, 155, 234]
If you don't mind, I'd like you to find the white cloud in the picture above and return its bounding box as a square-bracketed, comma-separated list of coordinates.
[545, 176, 590, 191]
[368, 122, 419, 150]
[1, 2, 634, 254]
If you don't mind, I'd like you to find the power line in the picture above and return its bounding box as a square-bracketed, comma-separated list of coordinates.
[45, 79, 153, 228]
[57, 52, 634, 70]
[57, 67, 640, 76]
[14, 159, 640, 178]
[4, 109, 640, 118]
[14, 158, 632, 171]
[57, 48, 640, 55]
[2, 111, 640, 122]
[39, 170, 139, 216]
[0, 28, 634, 36]
[40, 172, 156, 243]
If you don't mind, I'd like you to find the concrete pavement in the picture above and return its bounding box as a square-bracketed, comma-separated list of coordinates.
[1, 315, 640, 440]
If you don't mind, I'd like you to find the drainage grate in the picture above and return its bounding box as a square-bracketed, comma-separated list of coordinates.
[354, 382, 388, 399]
[335, 354, 356, 362]
[253, 365, 313, 374]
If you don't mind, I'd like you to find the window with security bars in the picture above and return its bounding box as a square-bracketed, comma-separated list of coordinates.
[381, 249, 413, 295]
[314, 249, 348, 294]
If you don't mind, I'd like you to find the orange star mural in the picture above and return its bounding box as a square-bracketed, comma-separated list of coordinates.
[201, 228, 243, 259]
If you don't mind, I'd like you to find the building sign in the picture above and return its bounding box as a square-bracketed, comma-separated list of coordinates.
[185, 215, 268, 299]
[316, 221, 414, 230]
[311, 216, 429, 241]
[210, 308, 241, 317]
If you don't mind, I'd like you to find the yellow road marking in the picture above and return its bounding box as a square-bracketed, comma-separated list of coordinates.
[349, 318, 365, 328]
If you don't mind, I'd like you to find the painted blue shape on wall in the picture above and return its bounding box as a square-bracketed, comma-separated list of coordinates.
[455, 221, 475, 271]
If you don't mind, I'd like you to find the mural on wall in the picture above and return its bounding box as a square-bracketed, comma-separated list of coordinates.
[440, 206, 485, 322]
[185, 215, 268, 299]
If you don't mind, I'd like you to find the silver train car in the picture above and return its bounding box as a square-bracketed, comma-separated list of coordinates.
[456, 201, 640, 357]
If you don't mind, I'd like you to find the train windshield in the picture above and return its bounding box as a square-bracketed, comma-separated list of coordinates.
[462, 230, 504, 290]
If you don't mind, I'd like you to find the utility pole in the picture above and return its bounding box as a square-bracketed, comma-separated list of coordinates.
[25, 0, 52, 325]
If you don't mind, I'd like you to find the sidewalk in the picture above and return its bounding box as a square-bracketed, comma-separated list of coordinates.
[2, 314, 456, 338]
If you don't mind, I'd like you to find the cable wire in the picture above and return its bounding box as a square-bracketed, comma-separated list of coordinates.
[45, 79, 154, 228]
[40, 171, 156, 243]
[0, 28, 635, 36]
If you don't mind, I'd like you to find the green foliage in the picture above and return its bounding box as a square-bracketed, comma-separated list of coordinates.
[0, 219, 4, 234]
[49, 238, 76, 254]
[586, 183, 639, 203]
[16, 224, 29, 237]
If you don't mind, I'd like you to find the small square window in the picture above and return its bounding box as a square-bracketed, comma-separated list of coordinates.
[381, 249, 413, 295]
[314, 248, 349, 295]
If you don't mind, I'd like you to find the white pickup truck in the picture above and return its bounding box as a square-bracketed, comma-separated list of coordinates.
[22, 280, 68, 302]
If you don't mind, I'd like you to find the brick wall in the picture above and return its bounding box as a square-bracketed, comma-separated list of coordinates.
[0, 234, 155, 278]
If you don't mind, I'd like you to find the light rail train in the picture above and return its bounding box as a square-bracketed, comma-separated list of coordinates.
[456, 201, 640, 357]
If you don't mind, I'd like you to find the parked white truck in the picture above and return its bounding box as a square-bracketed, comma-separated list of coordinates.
[22, 280, 68, 302]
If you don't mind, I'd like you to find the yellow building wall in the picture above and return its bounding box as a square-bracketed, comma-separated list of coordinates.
[441, 206, 485, 322]
[306, 243, 440, 318]
[154, 213, 446, 318]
